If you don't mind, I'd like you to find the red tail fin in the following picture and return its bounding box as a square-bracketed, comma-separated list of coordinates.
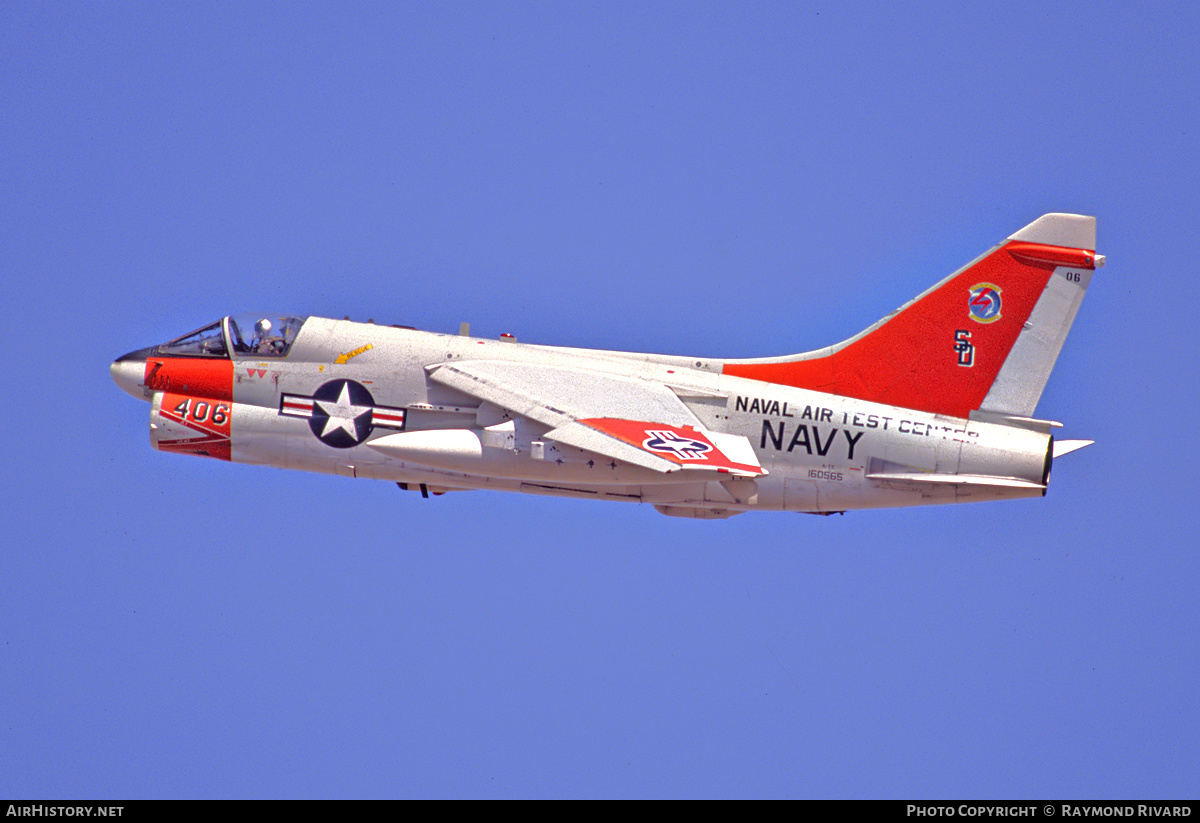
[722, 214, 1101, 418]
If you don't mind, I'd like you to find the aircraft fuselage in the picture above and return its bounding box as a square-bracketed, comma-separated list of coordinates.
[112, 213, 1099, 519]
[113, 316, 1052, 518]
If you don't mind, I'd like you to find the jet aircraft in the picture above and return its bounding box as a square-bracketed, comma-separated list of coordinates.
[111, 213, 1099, 518]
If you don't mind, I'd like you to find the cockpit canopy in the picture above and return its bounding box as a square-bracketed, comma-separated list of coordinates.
[227, 314, 306, 357]
[158, 315, 308, 359]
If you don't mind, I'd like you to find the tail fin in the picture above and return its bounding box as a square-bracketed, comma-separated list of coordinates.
[722, 214, 1101, 418]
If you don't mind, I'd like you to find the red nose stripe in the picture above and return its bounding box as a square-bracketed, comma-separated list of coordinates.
[144, 358, 234, 401]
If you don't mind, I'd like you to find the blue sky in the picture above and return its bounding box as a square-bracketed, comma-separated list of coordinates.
[3, 1, 1198, 798]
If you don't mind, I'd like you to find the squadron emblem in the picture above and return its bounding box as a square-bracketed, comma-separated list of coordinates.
[968, 283, 1002, 323]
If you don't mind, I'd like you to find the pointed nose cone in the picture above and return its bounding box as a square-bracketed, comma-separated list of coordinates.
[111, 349, 150, 399]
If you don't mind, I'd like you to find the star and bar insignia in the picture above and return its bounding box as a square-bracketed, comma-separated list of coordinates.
[280, 379, 406, 448]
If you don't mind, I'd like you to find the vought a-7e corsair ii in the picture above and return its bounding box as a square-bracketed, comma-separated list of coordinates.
[111, 214, 1099, 519]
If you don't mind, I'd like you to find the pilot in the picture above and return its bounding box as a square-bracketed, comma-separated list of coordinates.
[253, 318, 283, 354]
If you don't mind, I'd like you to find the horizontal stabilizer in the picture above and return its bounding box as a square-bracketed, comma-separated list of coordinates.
[969, 409, 1062, 434]
[1052, 439, 1093, 458]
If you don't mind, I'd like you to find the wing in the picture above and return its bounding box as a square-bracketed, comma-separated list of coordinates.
[428, 360, 765, 477]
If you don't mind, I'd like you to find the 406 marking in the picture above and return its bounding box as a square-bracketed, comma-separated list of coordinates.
[173, 398, 230, 426]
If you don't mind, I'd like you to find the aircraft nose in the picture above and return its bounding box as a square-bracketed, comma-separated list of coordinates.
[111, 350, 150, 399]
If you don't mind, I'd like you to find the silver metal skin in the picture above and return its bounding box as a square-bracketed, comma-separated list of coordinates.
[112, 215, 1099, 519]
[109, 359, 145, 400]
